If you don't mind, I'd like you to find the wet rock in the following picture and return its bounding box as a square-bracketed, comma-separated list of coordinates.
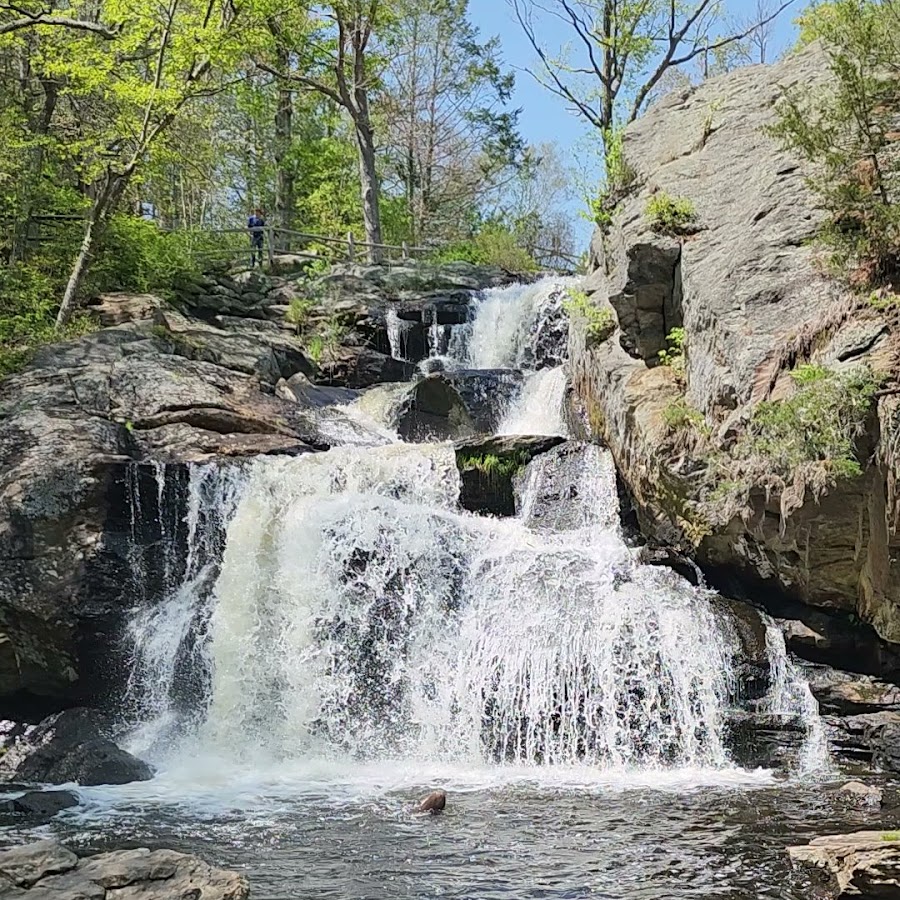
[805, 665, 900, 716]
[395, 376, 476, 442]
[862, 712, 900, 774]
[0, 709, 152, 786]
[0, 840, 249, 899]
[416, 790, 447, 813]
[325, 346, 417, 389]
[0, 789, 79, 819]
[276, 372, 360, 408]
[637, 544, 703, 586]
[440, 370, 523, 434]
[455, 435, 566, 517]
[788, 831, 900, 898]
[837, 781, 883, 806]
[723, 713, 807, 770]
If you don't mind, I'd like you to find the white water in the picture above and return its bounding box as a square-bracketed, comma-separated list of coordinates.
[461, 277, 575, 370]
[120, 444, 830, 781]
[763, 625, 831, 775]
[498, 366, 568, 436]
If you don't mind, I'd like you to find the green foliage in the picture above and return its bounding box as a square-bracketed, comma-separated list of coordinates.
[743, 364, 879, 478]
[868, 290, 900, 311]
[882, 832, 900, 842]
[458, 450, 530, 480]
[0, 255, 97, 376]
[658, 327, 687, 378]
[436, 225, 538, 272]
[662, 398, 706, 433]
[285, 297, 317, 333]
[587, 127, 637, 229]
[646, 194, 697, 235]
[563, 288, 615, 344]
[770, 0, 900, 288]
[88, 218, 202, 294]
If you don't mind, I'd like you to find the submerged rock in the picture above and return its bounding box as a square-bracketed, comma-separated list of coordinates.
[789, 831, 900, 898]
[0, 708, 152, 787]
[0, 840, 249, 899]
[836, 781, 883, 806]
[0, 789, 79, 820]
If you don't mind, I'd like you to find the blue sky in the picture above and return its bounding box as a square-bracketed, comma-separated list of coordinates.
[468, 1, 802, 244]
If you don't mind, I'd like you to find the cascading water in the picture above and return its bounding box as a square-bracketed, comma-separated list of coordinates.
[120, 442, 828, 776]
[123, 463, 246, 757]
[497, 366, 568, 436]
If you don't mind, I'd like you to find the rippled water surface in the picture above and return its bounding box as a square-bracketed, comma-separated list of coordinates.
[1, 762, 892, 899]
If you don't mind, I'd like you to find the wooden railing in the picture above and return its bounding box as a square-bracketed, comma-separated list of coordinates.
[184, 225, 433, 267]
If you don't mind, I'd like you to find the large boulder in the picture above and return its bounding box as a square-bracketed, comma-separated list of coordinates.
[0, 840, 249, 899]
[0, 708, 152, 786]
[789, 832, 900, 898]
[569, 43, 900, 659]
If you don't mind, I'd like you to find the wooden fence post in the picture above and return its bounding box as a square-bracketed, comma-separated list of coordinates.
[347, 231, 356, 262]
[267, 226, 276, 268]
[401, 241, 409, 261]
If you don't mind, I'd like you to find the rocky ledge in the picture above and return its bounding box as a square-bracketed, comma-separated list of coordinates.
[789, 831, 900, 898]
[0, 840, 249, 899]
[0, 260, 523, 713]
[568, 43, 900, 679]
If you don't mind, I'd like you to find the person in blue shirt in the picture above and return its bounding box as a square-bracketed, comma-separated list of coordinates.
[248, 209, 266, 267]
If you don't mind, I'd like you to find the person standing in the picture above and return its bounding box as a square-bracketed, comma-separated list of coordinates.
[248, 208, 266, 268]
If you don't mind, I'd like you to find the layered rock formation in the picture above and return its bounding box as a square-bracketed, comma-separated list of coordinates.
[569, 44, 900, 671]
[0, 261, 517, 712]
[0, 840, 249, 899]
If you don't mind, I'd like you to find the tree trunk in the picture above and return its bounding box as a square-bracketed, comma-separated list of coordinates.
[55, 214, 98, 330]
[56, 175, 125, 329]
[273, 41, 294, 251]
[354, 119, 383, 264]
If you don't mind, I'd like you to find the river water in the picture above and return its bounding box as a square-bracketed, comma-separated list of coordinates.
[0, 277, 892, 898]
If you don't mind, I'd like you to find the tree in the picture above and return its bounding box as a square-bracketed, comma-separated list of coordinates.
[0, 1, 120, 38]
[770, 0, 900, 286]
[380, 0, 524, 244]
[508, 0, 799, 151]
[260, 0, 389, 262]
[53, 0, 242, 328]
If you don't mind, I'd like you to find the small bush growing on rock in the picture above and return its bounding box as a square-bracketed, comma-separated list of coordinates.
[459, 450, 530, 480]
[645, 194, 697, 236]
[286, 297, 317, 333]
[743, 364, 879, 479]
[662, 398, 706, 433]
[563, 288, 615, 344]
[658, 327, 687, 378]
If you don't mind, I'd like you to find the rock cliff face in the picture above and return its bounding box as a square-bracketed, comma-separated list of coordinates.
[569, 45, 900, 665]
[0, 261, 516, 713]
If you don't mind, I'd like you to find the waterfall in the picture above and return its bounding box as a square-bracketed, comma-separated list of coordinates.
[461, 276, 575, 370]
[123, 463, 246, 757]
[498, 367, 568, 436]
[762, 625, 830, 774]
[123, 443, 772, 772]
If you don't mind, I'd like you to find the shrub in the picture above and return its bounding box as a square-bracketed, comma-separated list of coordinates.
[459, 450, 530, 480]
[743, 364, 879, 478]
[646, 194, 697, 236]
[285, 297, 317, 333]
[563, 288, 615, 344]
[769, 0, 900, 288]
[662, 398, 705, 433]
[658, 326, 687, 377]
[436, 226, 538, 273]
